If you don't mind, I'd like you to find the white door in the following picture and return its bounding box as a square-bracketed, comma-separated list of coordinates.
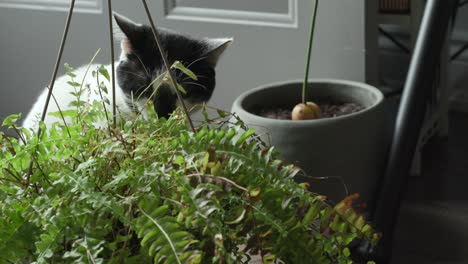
[0, 0, 376, 126]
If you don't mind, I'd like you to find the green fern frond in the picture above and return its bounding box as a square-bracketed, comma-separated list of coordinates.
[136, 205, 200, 264]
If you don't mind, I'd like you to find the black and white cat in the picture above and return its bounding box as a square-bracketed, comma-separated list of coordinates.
[22, 13, 232, 130]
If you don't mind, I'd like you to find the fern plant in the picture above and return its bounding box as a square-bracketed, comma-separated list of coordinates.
[0, 63, 379, 264]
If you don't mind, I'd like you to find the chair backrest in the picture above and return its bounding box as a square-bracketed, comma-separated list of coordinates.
[371, 0, 456, 262]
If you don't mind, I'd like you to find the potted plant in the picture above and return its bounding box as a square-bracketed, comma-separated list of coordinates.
[0, 61, 380, 263]
[231, 1, 387, 204]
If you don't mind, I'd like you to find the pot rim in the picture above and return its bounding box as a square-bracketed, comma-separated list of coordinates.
[232, 78, 385, 124]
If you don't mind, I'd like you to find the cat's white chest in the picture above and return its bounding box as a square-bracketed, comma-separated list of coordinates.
[22, 64, 133, 130]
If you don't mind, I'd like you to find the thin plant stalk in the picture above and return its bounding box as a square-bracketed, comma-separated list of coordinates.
[96, 69, 112, 135]
[38, 0, 76, 126]
[141, 0, 196, 132]
[302, 0, 319, 104]
[25, 0, 76, 184]
[107, 0, 117, 125]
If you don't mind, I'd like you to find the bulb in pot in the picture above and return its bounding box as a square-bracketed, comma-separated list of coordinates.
[306, 101, 321, 117]
[291, 102, 321, 120]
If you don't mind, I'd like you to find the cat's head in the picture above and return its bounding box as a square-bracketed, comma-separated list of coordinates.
[113, 13, 232, 118]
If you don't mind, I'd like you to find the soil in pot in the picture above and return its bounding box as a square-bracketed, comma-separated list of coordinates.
[255, 100, 364, 120]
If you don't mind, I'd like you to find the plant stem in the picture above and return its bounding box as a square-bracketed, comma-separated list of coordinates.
[107, 0, 117, 126]
[26, 0, 76, 184]
[141, 0, 196, 133]
[96, 69, 112, 135]
[39, 0, 75, 126]
[302, 0, 319, 104]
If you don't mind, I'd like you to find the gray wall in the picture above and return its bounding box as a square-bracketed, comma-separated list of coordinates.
[0, 5, 113, 123]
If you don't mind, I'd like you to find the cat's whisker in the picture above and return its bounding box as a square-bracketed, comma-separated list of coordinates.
[134, 84, 150, 93]
[174, 57, 206, 80]
[182, 81, 208, 90]
[176, 69, 185, 80]
[175, 57, 207, 80]
[186, 56, 208, 69]
[136, 74, 166, 101]
[181, 75, 208, 82]
[133, 53, 150, 76]
[117, 69, 146, 80]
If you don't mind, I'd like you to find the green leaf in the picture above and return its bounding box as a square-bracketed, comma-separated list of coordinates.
[249, 188, 261, 198]
[66, 72, 77, 78]
[172, 61, 198, 80]
[362, 224, 372, 236]
[216, 109, 226, 117]
[98, 65, 111, 82]
[141, 230, 159, 247]
[139, 209, 182, 264]
[48, 110, 78, 118]
[343, 247, 351, 257]
[69, 101, 86, 107]
[235, 128, 255, 145]
[330, 214, 341, 231]
[225, 207, 246, 225]
[196, 128, 208, 140]
[303, 203, 320, 226]
[64, 63, 74, 72]
[99, 82, 108, 94]
[67, 81, 81, 88]
[262, 254, 277, 264]
[2, 113, 21, 127]
[176, 83, 187, 95]
[354, 216, 366, 229]
[225, 128, 236, 141]
[201, 152, 210, 174]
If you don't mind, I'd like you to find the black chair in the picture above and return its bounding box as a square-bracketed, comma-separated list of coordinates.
[365, 0, 457, 263]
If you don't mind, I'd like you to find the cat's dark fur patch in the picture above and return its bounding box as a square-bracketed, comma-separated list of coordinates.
[114, 13, 231, 118]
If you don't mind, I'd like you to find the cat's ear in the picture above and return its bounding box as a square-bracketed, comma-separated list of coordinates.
[113, 12, 144, 55]
[203, 38, 233, 66]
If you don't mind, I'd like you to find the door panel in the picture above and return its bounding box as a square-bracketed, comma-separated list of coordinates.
[174, 0, 288, 13]
[164, 0, 296, 28]
[0, 0, 372, 130]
